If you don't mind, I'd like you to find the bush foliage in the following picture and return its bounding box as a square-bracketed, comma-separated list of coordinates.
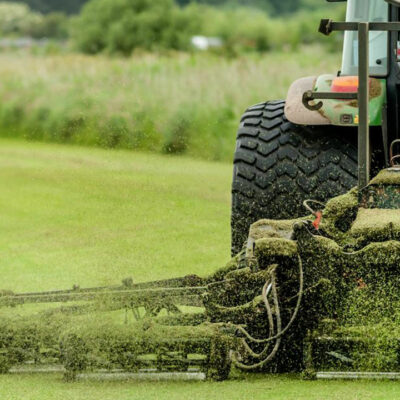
[7, 0, 330, 16]
[0, 0, 345, 54]
[71, 0, 345, 55]
[6, 0, 87, 14]
[71, 0, 199, 54]
[0, 2, 68, 38]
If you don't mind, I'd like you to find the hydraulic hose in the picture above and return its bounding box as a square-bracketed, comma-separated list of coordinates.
[231, 255, 304, 370]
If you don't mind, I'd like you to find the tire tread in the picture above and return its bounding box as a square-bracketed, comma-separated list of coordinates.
[231, 101, 358, 255]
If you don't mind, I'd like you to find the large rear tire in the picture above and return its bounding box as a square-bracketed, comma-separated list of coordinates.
[231, 100, 358, 255]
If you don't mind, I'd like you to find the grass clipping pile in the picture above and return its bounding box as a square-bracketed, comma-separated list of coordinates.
[2, 184, 400, 380]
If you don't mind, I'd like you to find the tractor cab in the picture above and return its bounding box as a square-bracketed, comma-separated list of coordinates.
[342, 0, 389, 77]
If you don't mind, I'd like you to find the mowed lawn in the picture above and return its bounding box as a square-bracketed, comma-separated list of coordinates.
[2, 373, 400, 400]
[0, 139, 232, 293]
[1, 139, 400, 399]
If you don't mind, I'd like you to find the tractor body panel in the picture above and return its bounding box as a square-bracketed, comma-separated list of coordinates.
[314, 74, 386, 127]
[284, 76, 330, 125]
[285, 74, 386, 127]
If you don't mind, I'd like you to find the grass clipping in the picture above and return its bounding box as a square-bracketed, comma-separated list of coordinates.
[3, 184, 400, 377]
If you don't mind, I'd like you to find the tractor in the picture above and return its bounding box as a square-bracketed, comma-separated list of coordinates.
[2, 0, 400, 381]
[231, 0, 400, 255]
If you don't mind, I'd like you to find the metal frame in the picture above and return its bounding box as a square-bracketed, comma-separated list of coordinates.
[358, 23, 370, 189]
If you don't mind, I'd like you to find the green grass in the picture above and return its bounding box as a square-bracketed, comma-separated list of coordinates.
[0, 48, 341, 161]
[0, 139, 231, 293]
[1, 139, 400, 399]
[1, 373, 400, 400]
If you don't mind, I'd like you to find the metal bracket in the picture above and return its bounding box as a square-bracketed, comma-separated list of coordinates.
[319, 20, 400, 36]
[390, 139, 400, 167]
[302, 90, 358, 111]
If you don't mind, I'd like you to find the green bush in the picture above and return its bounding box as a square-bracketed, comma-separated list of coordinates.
[70, 0, 345, 55]
[5, 0, 336, 17]
[0, 3, 68, 39]
[0, 2, 42, 36]
[30, 12, 69, 39]
[6, 0, 87, 15]
[195, 6, 275, 53]
[0, 0, 345, 52]
[71, 0, 198, 55]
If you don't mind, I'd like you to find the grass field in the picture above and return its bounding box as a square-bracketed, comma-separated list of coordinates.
[0, 139, 231, 292]
[1, 139, 400, 399]
[0, 48, 341, 161]
[2, 373, 400, 400]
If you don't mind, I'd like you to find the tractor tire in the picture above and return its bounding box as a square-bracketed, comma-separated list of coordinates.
[231, 100, 358, 255]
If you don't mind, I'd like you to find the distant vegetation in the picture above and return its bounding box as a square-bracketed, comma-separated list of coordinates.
[70, 0, 344, 55]
[0, 0, 346, 161]
[7, 0, 331, 16]
[0, 2, 68, 39]
[71, 0, 198, 54]
[0, 50, 341, 161]
[6, 0, 87, 14]
[0, 0, 345, 54]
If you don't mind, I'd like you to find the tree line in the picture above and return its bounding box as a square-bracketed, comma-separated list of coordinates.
[0, 0, 344, 55]
[7, 0, 322, 15]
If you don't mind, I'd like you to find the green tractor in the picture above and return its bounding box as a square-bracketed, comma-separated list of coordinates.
[3, 0, 400, 381]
